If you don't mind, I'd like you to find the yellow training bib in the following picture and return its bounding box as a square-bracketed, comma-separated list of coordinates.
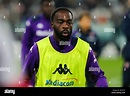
[35, 37, 90, 87]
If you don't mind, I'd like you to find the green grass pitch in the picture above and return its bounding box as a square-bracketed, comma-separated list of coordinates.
[98, 56, 124, 87]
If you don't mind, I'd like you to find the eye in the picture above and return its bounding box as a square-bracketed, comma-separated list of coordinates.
[67, 21, 73, 24]
[58, 20, 63, 24]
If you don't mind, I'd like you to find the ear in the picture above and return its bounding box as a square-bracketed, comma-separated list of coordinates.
[51, 21, 54, 28]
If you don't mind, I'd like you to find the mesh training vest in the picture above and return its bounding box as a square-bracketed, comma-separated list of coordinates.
[35, 37, 90, 87]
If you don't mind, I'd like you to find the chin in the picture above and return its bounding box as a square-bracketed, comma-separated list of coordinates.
[60, 36, 70, 41]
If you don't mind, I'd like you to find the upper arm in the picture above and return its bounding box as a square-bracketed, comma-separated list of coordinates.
[86, 47, 104, 83]
[21, 43, 39, 81]
[85, 47, 108, 87]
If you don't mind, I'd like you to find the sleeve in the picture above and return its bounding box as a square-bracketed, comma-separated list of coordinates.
[86, 47, 108, 87]
[21, 19, 34, 67]
[19, 43, 39, 87]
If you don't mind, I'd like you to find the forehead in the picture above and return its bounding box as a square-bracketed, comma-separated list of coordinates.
[81, 16, 90, 20]
[54, 10, 72, 20]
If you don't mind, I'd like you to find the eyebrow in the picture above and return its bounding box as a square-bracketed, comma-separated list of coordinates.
[57, 18, 72, 21]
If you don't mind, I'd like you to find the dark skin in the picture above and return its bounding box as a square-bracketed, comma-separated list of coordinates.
[79, 15, 91, 33]
[51, 10, 73, 41]
[41, 1, 55, 19]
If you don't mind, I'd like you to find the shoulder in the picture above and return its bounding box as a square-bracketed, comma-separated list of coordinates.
[37, 36, 49, 43]
[31, 14, 43, 22]
[25, 14, 43, 26]
[36, 36, 50, 48]
[29, 43, 39, 55]
[77, 37, 90, 48]
[76, 37, 91, 58]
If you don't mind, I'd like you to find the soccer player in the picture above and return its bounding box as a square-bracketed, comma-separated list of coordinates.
[21, 0, 55, 67]
[19, 7, 108, 87]
[72, 11, 101, 87]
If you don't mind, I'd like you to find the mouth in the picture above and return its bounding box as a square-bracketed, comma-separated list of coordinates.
[62, 31, 69, 36]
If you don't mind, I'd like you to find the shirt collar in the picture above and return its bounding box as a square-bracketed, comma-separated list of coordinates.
[49, 35, 74, 53]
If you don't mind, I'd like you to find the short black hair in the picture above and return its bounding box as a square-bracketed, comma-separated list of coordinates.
[50, 7, 73, 21]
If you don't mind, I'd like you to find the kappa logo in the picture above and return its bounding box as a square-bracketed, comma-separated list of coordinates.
[52, 64, 72, 75]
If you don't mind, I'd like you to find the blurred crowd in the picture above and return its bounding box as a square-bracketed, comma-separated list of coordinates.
[0, 0, 130, 87]
[0, 0, 129, 53]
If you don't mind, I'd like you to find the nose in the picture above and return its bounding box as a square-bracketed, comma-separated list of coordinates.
[62, 22, 69, 29]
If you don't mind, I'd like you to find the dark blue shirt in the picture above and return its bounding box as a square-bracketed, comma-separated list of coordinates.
[73, 28, 101, 59]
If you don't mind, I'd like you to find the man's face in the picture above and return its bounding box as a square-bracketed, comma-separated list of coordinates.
[51, 10, 73, 41]
[41, 1, 55, 18]
[79, 16, 91, 30]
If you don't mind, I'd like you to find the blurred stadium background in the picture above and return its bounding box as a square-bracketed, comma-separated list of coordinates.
[0, 0, 129, 87]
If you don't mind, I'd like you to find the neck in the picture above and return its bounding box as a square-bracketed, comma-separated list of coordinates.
[79, 27, 91, 34]
[53, 34, 60, 42]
